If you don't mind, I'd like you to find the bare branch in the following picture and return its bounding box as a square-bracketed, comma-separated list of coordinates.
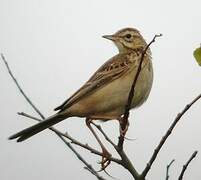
[1, 54, 105, 180]
[166, 159, 175, 180]
[118, 34, 162, 149]
[178, 151, 198, 180]
[141, 93, 201, 178]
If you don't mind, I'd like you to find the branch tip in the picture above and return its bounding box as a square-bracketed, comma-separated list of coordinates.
[178, 151, 198, 180]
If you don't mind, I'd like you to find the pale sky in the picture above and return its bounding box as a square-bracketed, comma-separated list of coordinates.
[0, 0, 201, 180]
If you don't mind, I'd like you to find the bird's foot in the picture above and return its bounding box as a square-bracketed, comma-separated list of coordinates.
[98, 148, 111, 171]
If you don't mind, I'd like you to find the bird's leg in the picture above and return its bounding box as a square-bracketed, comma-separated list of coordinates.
[85, 118, 111, 170]
[117, 116, 130, 136]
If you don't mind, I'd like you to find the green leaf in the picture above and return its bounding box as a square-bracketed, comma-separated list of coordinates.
[193, 46, 201, 66]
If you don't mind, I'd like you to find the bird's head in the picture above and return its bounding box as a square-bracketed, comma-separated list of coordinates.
[103, 28, 147, 53]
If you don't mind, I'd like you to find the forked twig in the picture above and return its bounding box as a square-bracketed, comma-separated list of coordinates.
[91, 122, 140, 179]
[166, 159, 175, 180]
[141, 94, 201, 178]
[178, 151, 198, 180]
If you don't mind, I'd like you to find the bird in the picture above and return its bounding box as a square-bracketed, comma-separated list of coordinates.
[9, 28, 153, 165]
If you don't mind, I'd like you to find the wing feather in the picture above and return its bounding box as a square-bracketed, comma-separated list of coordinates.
[54, 53, 133, 111]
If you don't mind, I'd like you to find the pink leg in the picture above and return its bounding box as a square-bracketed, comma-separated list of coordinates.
[117, 117, 130, 136]
[85, 118, 111, 169]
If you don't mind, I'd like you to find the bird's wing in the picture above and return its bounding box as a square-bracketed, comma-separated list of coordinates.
[54, 53, 136, 111]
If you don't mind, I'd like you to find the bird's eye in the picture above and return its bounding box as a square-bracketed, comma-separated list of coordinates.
[125, 34, 132, 39]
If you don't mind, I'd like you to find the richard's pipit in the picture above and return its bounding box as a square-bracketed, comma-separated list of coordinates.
[9, 28, 153, 163]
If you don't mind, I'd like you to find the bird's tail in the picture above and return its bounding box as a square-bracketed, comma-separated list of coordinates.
[9, 114, 65, 142]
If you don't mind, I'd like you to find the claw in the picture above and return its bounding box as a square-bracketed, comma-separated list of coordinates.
[124, 136, 136, 141]
[103, 169, 118, 180]
[100, 149, 112, 171]
[97, 148, 111, 171]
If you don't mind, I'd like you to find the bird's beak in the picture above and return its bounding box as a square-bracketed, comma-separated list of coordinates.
[102, 35, 116, 41]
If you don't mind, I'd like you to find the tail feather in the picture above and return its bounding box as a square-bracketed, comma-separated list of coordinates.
[9, 114, 65, 142]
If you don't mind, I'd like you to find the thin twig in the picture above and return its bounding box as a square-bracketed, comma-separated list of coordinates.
[57, 133, 106, 180]
[1, 53, 45, 119]
[118, 34, 162, 149]
[141, 94, 201, 178]
[166, 159, 175, 180]
[178, 151, 198, 180]
[91, 122, 116, 147]
[84, 167, 106, 180]
[1, 54, 105, 180]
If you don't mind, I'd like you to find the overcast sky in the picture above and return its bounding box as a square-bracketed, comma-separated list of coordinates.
[0, 0, 201, 180]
